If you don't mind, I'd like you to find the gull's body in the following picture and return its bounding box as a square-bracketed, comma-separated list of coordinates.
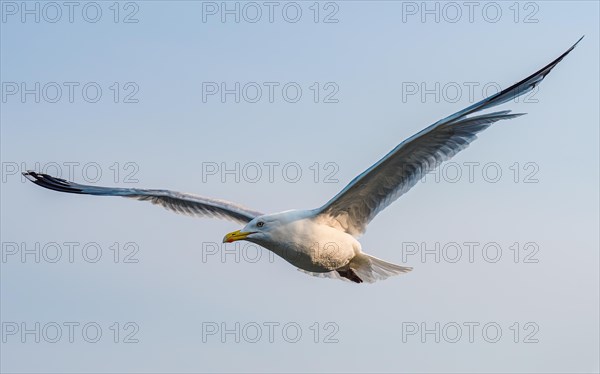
[247, 210, 360, 273]
[23, 38, 582, 283]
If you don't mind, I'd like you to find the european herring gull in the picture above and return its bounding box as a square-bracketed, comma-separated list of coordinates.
[23, 38, 582, 283]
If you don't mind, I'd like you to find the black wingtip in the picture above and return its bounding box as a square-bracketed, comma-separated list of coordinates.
[567, 35, 584, 53]
[22, 171, 84, 194]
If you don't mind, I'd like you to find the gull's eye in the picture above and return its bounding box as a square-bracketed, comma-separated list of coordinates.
[257, 221, 264, 228]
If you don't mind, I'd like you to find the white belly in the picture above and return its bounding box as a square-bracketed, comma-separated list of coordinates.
[260, 218, 361, 273]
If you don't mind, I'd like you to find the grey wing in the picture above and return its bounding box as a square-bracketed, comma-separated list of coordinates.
[314, 37, 583, 236]
[23, 171, 262, 224]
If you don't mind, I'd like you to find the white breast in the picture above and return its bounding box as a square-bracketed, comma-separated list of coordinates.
[263, 216, 362, 273]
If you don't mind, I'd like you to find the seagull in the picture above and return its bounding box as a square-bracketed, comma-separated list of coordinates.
[23, 38, 582, 283]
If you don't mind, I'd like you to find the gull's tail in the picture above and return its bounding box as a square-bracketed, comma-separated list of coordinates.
[349, 253, 412, 283]
[300, 254, 412, 284]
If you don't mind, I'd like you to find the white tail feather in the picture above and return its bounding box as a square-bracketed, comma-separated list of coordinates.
[350, 253, 412, 283]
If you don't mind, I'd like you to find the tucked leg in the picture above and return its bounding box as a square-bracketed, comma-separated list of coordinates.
[337, 268, 363, 283]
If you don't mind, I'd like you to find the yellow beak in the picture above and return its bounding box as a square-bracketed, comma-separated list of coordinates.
[223, 230, 252, 243]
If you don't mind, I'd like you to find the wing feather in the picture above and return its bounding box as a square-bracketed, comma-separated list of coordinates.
[23, 171, 262, 224]
[315, 37, 582, 236]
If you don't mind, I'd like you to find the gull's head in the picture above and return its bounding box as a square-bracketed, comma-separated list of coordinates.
[222, 210, 307, 244]
[222, 214, 279, 244]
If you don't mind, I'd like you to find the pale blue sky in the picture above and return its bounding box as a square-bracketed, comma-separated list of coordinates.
[1, 1, 599, 373]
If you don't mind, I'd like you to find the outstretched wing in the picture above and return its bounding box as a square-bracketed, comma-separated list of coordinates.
[23, 171, 262, 224]
[315, 37, 583, 236]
